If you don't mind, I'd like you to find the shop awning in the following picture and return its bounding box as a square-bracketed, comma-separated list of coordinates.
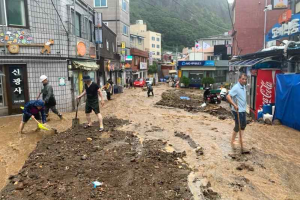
[72, 61, 99, 71]
[230, 58, 265, 66]
[229, 56, 276, 67]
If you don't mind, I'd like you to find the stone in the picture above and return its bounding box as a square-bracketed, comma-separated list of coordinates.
[265, 119, 272, 125]
[273, 119, 281, 125]
[81, 155, 88, 160]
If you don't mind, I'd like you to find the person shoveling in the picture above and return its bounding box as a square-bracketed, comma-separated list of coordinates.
[19, 100, 56, 134]
[147, 83, 154, 97]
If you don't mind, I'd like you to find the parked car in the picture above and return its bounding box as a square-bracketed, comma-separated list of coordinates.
[133, 78, 146, 87]
[146, 78, 154, 86]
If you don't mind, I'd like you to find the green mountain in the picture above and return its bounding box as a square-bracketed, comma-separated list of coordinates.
[130, 0, 231, 51]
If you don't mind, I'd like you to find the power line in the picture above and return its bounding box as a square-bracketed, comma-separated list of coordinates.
[171, 0, 230, 32]
[50, 0, 68, 34]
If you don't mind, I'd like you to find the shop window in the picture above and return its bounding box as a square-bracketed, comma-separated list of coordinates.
[94, 0, 107, 7]
[1, 0, 29, 27]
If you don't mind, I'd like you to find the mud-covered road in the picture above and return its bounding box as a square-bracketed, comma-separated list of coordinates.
[1, 84, 300, 200]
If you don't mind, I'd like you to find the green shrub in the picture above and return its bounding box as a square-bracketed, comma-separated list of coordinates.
[202, 77, 215, 87]
[181, 76, 190, 87]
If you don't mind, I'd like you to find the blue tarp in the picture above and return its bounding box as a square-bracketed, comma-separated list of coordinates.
[275, 74, 300, 131]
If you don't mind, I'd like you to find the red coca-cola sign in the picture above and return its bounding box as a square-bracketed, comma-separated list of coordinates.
[255, 69, 281, 117]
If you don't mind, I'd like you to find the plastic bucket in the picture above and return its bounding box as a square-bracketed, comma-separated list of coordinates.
[263, 104, 272, 114]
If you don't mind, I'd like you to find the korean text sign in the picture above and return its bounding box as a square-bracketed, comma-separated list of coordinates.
[9, 66, 25, 104]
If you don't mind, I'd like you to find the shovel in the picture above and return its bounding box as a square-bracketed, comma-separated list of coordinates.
[72, 99, 80, 128]
[236, 112, 244, 153]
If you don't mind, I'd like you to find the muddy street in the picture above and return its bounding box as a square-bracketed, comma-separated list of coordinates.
[1, 84, 300, 200]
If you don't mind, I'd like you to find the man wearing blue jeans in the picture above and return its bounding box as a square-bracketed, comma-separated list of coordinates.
[226, 73, 247, 147]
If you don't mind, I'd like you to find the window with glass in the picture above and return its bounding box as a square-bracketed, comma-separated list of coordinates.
[152, 37, 155, 41]
[112, 42, 115, 52]
[157, 52, 160, 55]
[157, 45, 160, 48]
[130, 36, 134, 43]
[72, 11, 81, 37]
[156, 37, 160, 41]
[0, 0, 28, 27]
[89, 20, 93, 42]
[152, 44, 155, 48]
[85, 18, 89, 40]
[138, 38, 142, 44]
[95, 0, 107, 7]
[122, 0, 127, 12]
[123, 24, 128, 35]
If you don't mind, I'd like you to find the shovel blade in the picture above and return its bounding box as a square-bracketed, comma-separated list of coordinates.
[72, 118, 80, 128]
[38, 123, 50, 131]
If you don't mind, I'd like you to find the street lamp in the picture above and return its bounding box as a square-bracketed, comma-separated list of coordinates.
[263, 1, 272, 49]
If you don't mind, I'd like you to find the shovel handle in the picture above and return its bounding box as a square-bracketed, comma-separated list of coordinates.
[75, 99, 80, 119]
[237, 112, 244, 152]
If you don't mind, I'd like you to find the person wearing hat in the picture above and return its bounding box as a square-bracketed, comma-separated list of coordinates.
[37, 75, 62, 120]
[19, 100, 46, 134]
[77, 75, 105, 132]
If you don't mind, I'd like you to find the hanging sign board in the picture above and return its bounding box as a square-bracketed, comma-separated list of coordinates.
[266, 13, 300, 42]
[9, 66, 25, 104]
[272, 0, 288, 10]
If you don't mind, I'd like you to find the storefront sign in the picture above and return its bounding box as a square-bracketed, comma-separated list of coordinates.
[9, 66, 25, 104]
[121, 42, 126, 49]
[126, 55, 133, 61]
[272, 0, 288, 10]
[90, 47, 96, 58]
[58, 78, 66, 86]
[278, 10, 292, 24]
[95, 12, 102, 28]
[178, 60, 215, 67]
[266, 14, 300, 42]
[140, 62, 147, 70]
[77, 42, 86, 56]
[95, 29, 102, 44]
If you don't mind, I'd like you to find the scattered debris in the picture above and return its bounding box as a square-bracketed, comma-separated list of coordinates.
[195, 147, 204, 156]
[236, 163, 254, 171]
[174, 131, 198, 148]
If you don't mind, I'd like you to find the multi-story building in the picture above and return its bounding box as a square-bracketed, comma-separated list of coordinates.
[127, 32, 149, 80]
[130, 20, 162, 60]
[86, 0, 130, 56]
[0, 0, 98, 116]
[231, 0, 284, 56]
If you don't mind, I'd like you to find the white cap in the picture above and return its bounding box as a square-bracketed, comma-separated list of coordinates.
[40, 75, 47, 82]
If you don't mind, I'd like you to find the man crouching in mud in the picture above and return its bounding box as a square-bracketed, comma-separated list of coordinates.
[226, 73, 247, 148]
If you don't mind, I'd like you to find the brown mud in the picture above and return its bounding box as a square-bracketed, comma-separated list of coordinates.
[0, 118, 192, 200]
[156, 89, 232, 119]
